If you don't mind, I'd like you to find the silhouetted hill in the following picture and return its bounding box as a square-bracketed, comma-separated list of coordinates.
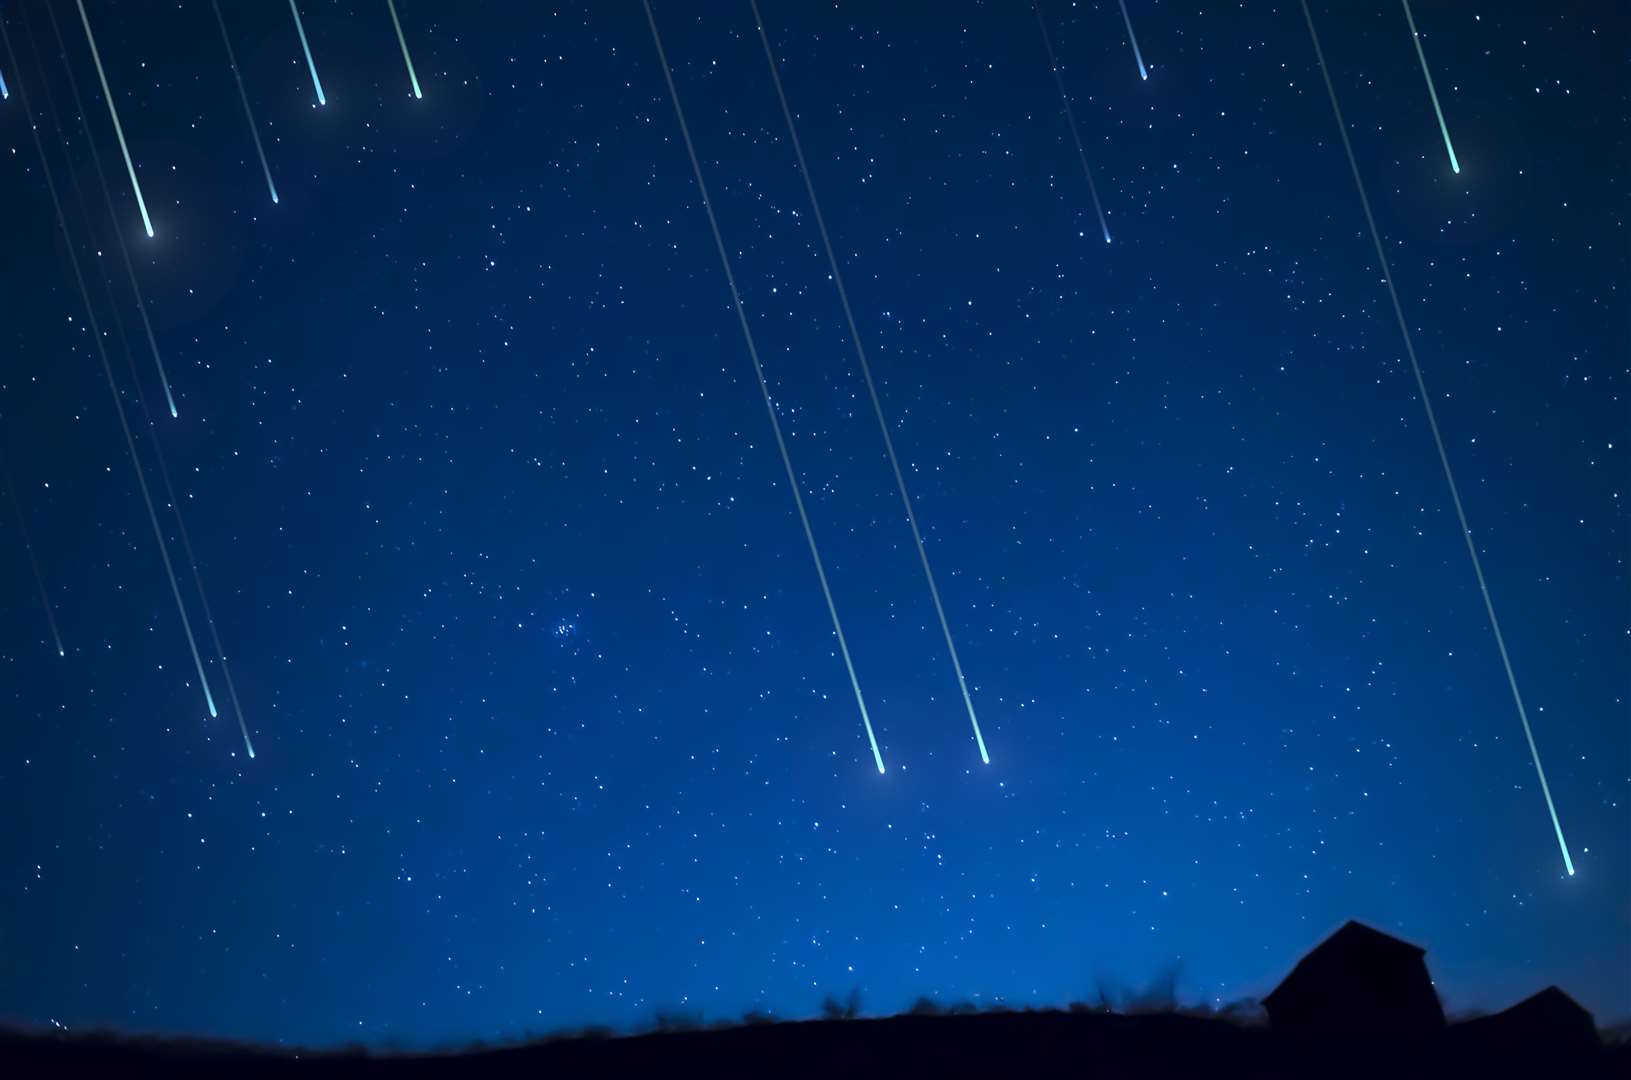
[3, 1006, 1625, 1079]
[6, 922, 1623, 1078]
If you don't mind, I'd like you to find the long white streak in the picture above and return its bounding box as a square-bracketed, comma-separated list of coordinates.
[288, 0, 326, 106]
[1116, 0, 1148, 81]
[1400, 0, 1459, 175]
[4, 473, 66, 657]
[147, 386, 255, 755]
[46, 3, 178, 418]
[75, 0, 152, 237]
[386, 0, 422, 100]
[1299, 0, 1572, 877]
[32, 5, 257, 761]
[140, 379, 255, 756]
[1, 19, 217, 720]
[752, 0, 989, 765]
[1034, 2, 1111, 243]
[210, 1, 278, 205]
[643, 0, 885, 774]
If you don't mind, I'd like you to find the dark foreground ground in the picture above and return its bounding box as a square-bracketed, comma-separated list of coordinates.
[4, 1009, 1626, 1079]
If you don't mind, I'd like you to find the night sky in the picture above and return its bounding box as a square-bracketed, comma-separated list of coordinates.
[1, 0, 1625, 1050]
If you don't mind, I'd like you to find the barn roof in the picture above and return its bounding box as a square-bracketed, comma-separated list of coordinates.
[1261, 921, 1432, 1013]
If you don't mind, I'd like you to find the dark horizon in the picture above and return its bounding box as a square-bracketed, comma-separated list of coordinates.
[1, 924, 1623, 1080]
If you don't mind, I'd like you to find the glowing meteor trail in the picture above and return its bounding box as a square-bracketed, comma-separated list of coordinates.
[288, 0, 326, 106]
[136, 349, 257, 757]
[0, 21, 218, 721]
[643, 0, 885, 775]
[120, 305, 256, 756]
[1034, 2, 1111, 244]
[1116, 0, 1149, 81]
[752, 0, 990, 765]
[0, 62, 9, 99]
[386, 0, 423, 100]
[75, 0, 152, 237]
[1400, 0, 1460, 174]
[4, 472, 65, 658]
[1300, 0, 1573, 877]
[211, 1, 279, 205]
[45, 3, 178, 418]
[27, 7, 257, 760]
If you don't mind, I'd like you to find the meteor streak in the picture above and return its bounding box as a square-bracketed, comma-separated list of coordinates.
[27, 5, 258, 760]
[288, 0, 326, 106]
[4, 472, 65, 658]
[752, 0, 990, 765]
[1300, 0, 1573, 877]
[139, 379, 257, 757]
[75, 0, 153, 237]
[643, 0, 885, 774]
[211, 0, 279, 205]
[1400, 0, 1460, 174]
[1034, 2, 1111, 244]
[45, 3, 177, 418]
[0, 62, 9, 99]
[0, 19, 218, 721]
[386, 0, 423, 100]
[1117, 0, 1148, 81]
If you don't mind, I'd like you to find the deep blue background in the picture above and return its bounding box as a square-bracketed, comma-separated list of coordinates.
[0, 0, 1624, 1050]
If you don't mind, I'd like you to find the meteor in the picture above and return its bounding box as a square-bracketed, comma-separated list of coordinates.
[752, 0, 991, 765]
[45, 2, 178, 417]
[0, 62, 9, 99]
[75, 0, 153, 237]
[1117, 0, 1149, 81]
[644, 0, 886, 774]
[0, 19, 218, 720]
[1400, 0, 1460, 174]
[1300, 0, 1572, 877]
[210, 1, 279, 204]
[27, 3, 256, 755]
[1034, 2, 1112, 244]
[288, 0, 326, 106]
[4, 472, 65, 658]
[386, 0, 423, 100]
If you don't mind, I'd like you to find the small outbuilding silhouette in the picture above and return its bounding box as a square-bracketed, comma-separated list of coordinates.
[1462, 986, 1600, 1050]
[1262, 920, 1445, 1038]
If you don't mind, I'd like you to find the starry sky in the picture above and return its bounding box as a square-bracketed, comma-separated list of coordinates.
[0, 0, 1625, 1051]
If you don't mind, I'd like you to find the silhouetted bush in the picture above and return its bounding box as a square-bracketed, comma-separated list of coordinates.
[1124, 963, 1182, 1014]
[821, 989, 862, 1020]
[650, 1009, 702, 1033]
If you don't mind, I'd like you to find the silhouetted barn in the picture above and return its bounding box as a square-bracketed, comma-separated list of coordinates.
[1262, 921, 1445, 1038]
[1463, 986, 1600, 1050]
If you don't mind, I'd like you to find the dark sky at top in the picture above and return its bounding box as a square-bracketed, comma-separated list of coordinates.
[0, 0, 1624, 1050]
